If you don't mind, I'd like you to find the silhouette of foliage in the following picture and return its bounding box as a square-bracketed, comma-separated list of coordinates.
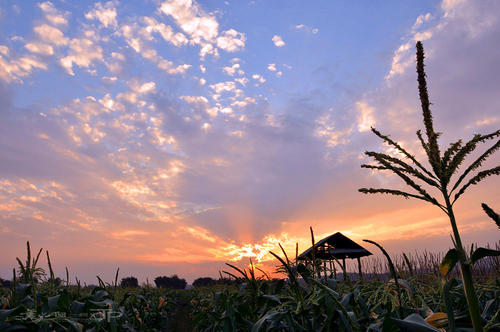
[193, 277, 217, 288]
[482, 203, 500, 230]
[154, 275, 187, 289]
[120, 276, 139, 288]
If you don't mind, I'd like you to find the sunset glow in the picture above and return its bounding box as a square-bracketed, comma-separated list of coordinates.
[1, 0, 499, 284]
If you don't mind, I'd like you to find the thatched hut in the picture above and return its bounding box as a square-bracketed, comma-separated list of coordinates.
[297, 232, 372, 280]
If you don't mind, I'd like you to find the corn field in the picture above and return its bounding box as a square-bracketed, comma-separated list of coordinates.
[1, 240, 499, 331]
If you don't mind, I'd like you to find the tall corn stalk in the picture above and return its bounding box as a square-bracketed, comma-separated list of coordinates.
[359, 41, 500, 332]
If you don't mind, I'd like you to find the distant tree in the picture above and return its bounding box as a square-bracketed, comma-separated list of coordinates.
[154, 275, 187, 289]
[120, 276, 139, 288]
[0, 278, 13, 288]
[193, 277, 217, 288]
[54, 277, 62, 287]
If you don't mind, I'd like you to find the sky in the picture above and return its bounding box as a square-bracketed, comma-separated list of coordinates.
[0, 0, 499, 284]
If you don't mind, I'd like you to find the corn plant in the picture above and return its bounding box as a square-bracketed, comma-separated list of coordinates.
[15, 241, 45, 284]
[482, 203, 500, 230]
[359, 41, 500, 331]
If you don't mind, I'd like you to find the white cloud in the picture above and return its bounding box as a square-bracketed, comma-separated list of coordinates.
[356, 101, 376, 132]
[267, 63, 276, 71]
[234, 77, 248, 86]
[101, 76, 117, 84]
[24, 42, 54, 55]
[315, 114, 352, 147]
[60, 38, 103, 75]
[295, 24, 318, 34]
[0, 47, 47, 83]
[385, 42, 412, 80]
[199, 77, 206, 85]
[199, 43, 218, 59]
[159, 0, 245, 58]
[413, 31, 433, 41]
[252, 74, 265, 83]
[34, 24, 69, 46]
[122, 24, 191, 75]
[159, 0, 219, 44]
[201, 122, 211, 131]
[180, 95, 209, 104]
[85, 1, 118, 28]
[159, 0, 246, 59]
[129, 81, 156, 94]
[231, 97, 256, 108]
[412, 13, 432, 31]
[200, 64, 206, 73]
[38, 1, 69, 26]
[272, 35, 285, 47]
[219, 107, 232, 114]
[209, 81, 236, 94]
[143, 17, 189, 47]
[216, 29, 246, 52]
[276, 71, 282, 77]
[222, 63, 244, 76]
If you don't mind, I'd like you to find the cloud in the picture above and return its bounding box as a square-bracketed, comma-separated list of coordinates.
[85, 1, 118, 28]
[216, 29, 246, 52]
[180, 95, 209, 105]
[209, 81, 237, 94]
[38, 1, 70, 26]
[34, 24, 69, 46]
[314, 114, 352, 147]
[295, 24, 318, 34]
[231, 96, 256, 108]
[121, 23, 191, 74]
[267, 63, 276, 71]
[143, 17, 189, 47]
[272, 35, 285, 47]
[222, 63, 244, 76]
[252, 74, 265, 83]
[24, 42, 54, 55]
[159, 0, 219, 44]
[234, 77, 248, 86]
[356, 101, 376, 132]
[159, 0, 246, 58]
[0, 46, 47, 82]
[60, 38, 104, 75]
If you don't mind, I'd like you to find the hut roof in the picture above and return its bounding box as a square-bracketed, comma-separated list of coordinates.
[297, 232, 372, 260]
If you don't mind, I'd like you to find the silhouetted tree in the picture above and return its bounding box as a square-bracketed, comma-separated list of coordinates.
[193, 277, 217, 288]
[0, 278, 13, 288]
[120, 276, 139, 288]
[154, 275, 186, 289]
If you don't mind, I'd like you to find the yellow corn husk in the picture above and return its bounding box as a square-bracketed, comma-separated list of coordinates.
[425, 312, 448, 328]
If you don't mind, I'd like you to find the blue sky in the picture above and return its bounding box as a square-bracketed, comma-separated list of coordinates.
[1, 0, 499, 283]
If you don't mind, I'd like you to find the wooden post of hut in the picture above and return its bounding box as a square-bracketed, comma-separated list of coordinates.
[323, 261, 327, 282]
[357, 257, 362, 281]
[342, 258, 346, 281]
